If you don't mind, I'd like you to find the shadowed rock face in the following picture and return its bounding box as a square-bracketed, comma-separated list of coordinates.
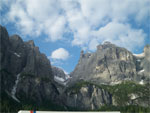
[0, 25, 59, 103]
[1, 32, 53, 78]
[70, 41, 150, 85]
[0, 25, 112, 110]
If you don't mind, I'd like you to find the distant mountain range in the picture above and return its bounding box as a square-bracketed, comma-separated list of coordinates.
[0, 25, 150, 113]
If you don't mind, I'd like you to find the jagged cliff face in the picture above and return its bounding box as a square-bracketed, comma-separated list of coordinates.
[70, 41, 150, 85]
[62, 82, 112, 110]
[1, 25, 150, 112]
[0, 25, 59, 104]
[52, 66, 67, 80]
[141, 45, 150, 77]
[52, 66, 71, 83]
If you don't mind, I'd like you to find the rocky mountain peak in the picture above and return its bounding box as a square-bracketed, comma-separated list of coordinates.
[10, 35, 23, 42]
[1, 25, 150, 112]
[9, 35, 24, 50]
[144, 45, 150, 58]
[80, 50, 84, 58]
[70, 42, 149, 85]
[52, 66, 67, 80]
[102, 41, 112, 45]
[0, 25, 59, 105]
[52, 66, 71, 86]
[0, 25, 9, 42]
[141, 44, 150, 77]
[26, 40, 35, 48]
[97, 41, 116, 51]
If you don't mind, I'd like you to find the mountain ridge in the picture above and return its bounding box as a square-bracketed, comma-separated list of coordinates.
[0, 25, 150, 113]
[70, 41, 150, 86]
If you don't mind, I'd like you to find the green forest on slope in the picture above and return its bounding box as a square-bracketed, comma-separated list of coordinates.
[66, 80, 150, 113]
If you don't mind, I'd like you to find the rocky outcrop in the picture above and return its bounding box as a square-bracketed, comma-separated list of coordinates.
[133, 45, 150, 83]
[0, 25, 59, 104]
[70, 41, 150, 85]
[52, 66, 71, 83]
[67, 42, 150, 109]
[52, 66, 67, 80]
[51, 66, 71, 92]
[62, 82, 112, 110]
[1, 25, 150, 112]
[143, 45, 150, 78]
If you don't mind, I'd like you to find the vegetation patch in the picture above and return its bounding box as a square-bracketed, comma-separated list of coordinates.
[20, 73, 35, 78]
[1, 91, 66, 113]
[98, 105, 150, 113]
[99, 81, 150, 106]
[66, 80, 98, 93]
[66, 80, 150, 112]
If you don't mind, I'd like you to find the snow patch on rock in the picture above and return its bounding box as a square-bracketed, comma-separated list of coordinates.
[137, 59, 141, 62]
[55, 76, 69, 86]
[54, 76, 65, 82]
[110, 80, 122, 85]
[65, 74, 71, 79]
[11, 73, 21, 102]
[129, 94, 139, 100]
[139, 80, 144, 85]
[133, 53, 145, 58]
[139, 69, 144, 73]
[14, 52, 21, 57]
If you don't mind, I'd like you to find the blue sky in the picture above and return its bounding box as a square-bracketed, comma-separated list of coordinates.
[1, 0, 150, 74]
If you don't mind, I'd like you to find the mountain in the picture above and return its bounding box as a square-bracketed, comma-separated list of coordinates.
[0, 25, 150, 113]
[70, 41, 150, 85]
[0, 25, 62, 109]
[52, 66, 71, 85]
[65, 41, 150, 111]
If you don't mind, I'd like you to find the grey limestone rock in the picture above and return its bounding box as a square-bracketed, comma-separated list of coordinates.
[1, 25, 150, 110]
[70, 42, 139, 85]
[52, 66, 67, 80]
[63, 83, 112, 110]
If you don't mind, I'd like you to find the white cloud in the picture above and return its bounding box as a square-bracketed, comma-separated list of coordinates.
[50, 48, 69, 60]
[0, 0, 11, 11]
[93, 22, 146, 51]
[2, 0, 149, 51]
[89, 39, 99, 51]
[61, 0, 148, 51]
[45, 16, 66, 42]
[6, 0, 66, 40]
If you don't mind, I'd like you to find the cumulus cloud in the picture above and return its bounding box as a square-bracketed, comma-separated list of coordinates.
[50, 48, 69, 60]
[3, 0, 149, 51]
[6, 0, 66, 40]
[92, 22, 146, 51]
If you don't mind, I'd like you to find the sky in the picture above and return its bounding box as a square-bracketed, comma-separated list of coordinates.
[1, 0, 150, 74]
